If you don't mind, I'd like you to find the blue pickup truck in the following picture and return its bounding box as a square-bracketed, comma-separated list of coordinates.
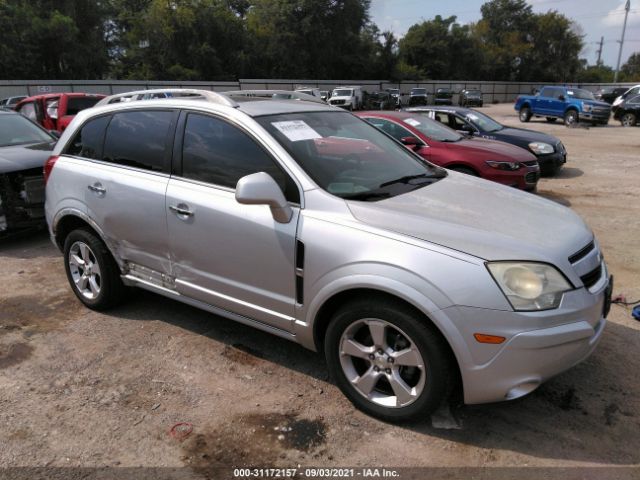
[514, 86, 611, 126]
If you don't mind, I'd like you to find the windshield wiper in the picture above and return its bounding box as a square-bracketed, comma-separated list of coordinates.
[342, 191, 391, 201]
[378, 173, 442, 188]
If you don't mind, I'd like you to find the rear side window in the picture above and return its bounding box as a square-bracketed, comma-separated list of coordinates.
[66, 97, 101, 115]
[181, 113, 299, 203]
[103, 110, 173, 172]
[66, 115, 110, 159]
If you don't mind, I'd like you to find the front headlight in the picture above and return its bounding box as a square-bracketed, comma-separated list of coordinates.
[528, 142, 554, 155]
[582, 103, 593, 112]
[485, 160, 521, 171]
[487, 262, 572, 311]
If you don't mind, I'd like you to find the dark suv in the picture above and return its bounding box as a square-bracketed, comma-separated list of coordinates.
[434, 88, 453, 105]
[408, 88, 429, 106]
[459, 89, 483, 107]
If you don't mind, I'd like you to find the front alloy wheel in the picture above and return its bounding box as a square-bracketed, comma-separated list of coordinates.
[564, 110, 578, 126]
[519, 107, 532, 122]
[621, 112, 637, 127]
[339, 319, 426, 408]
[325, 299, 452, 421]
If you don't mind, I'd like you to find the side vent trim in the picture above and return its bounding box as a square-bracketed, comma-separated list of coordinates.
[295, 239, 305, 305]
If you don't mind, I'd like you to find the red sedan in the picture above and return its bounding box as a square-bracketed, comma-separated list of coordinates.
[356, 111, 539, 191]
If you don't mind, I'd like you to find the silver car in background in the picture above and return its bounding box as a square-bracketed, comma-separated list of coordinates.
[44, 90, 612, 421]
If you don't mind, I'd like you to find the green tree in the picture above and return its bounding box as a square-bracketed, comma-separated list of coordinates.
[245, 0, 375, 79]
[0, 0, 111, 79]
[621, 52, 640, 82]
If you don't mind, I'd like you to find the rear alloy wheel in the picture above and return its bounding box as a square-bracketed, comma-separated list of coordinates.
[63, 228, 126, 310]
[519, 106, 532, 122]
[564, 110, 579, 126]
[545, 117, 557, 123]
[621, 112, 637, 127]
[325, 299, 452, 422]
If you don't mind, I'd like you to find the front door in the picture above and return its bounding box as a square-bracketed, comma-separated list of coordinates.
[166, 111, 301, 332]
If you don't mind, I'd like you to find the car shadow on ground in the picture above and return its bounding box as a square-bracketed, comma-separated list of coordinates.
[0, 230, 58, 260]
[536, 190, 572, 207]
[108, 289, 640, 465]
[554, 167, 584, 179]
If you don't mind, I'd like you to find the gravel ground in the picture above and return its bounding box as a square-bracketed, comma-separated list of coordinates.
[0, 103, 639, 478]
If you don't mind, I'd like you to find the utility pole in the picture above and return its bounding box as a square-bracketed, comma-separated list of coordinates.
[596, 36, 604, 66]
[614, 0, 631, 82]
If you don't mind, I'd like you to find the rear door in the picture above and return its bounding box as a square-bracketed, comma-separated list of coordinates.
[64, 108, 177, 275]
[165, 111, 301, 331]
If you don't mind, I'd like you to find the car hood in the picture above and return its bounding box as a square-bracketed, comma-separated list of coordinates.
[445, 137, 536, 162]
[346, 172, 592, 262]
[0, 142, 54, 174]
[495, 127, 560, 147]
[582, 99, 611, 108]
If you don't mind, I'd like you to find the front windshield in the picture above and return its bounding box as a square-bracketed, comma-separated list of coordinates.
[388, 89, 399, 95]
[333, 89, 352, 97]
[464, 110, 503, 133]
[401, 115, 463, 142]
[256, 111, 445, 201]
[466, 90, 481, 96]
[566, 89, 595, 100]
[0, 114, 53, 147]
[411, 89, 426, 95]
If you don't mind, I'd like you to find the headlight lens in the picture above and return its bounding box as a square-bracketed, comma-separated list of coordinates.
[487, 262, 572, 311]
[582, 103, 593, 112]
[528, 142, 554, 155]
[485, 160, 521, 171]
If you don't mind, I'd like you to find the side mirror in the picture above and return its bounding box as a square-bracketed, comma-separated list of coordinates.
[558, 95, 565, 101]
[235, 172, 293, 224]
[401, 136, 422, 150]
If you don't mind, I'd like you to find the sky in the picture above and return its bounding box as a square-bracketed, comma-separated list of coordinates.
[370, 0, 640, 68]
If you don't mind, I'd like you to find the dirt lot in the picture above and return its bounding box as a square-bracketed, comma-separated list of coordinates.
[1, 103, 639, 478]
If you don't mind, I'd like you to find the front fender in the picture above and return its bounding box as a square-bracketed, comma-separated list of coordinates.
[294, 271, 474, 372]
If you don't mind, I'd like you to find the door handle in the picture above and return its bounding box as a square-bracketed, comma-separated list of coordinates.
[87, 183, 106, 194]
[169, 204, 194, 217]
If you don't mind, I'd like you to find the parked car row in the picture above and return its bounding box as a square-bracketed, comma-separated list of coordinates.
[35, 89, 611, 423]
[2, 86, 573, 239]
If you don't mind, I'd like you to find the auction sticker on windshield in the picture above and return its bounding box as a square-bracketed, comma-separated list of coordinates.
[404, 118, 421, 127]
[272, 120, 322, 142]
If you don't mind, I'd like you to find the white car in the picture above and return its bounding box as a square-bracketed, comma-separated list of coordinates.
[328, 86, 363, 110]
[612, 85, 640, 109]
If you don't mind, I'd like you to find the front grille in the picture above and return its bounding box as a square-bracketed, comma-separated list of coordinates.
[555, 141, 565, 154]
[580, 264, 602, 289]
[525, 171, 540, 184]
[569, 241, 595, 264]
[331, 100, 345, 105]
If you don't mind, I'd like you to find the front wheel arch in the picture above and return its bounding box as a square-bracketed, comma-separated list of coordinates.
[312, 288, 461, 385]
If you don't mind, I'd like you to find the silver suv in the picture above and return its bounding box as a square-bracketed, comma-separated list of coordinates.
[45, 90, 612, 421]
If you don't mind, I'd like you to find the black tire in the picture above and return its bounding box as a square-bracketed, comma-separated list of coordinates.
[324, 298, 453, 422]
[519, 106, 532, 122]
[564, 109, 578, 127]
[450, 166, 478, 176]
[63, 228, 126, 310]
[621, 112, 637, 127]
[545, 117, 557, 123]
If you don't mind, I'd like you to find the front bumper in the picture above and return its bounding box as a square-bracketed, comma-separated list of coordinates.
[446, 272, 611, 405]
[537, 151, 566, 173]
[581, 110, 611, 123]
